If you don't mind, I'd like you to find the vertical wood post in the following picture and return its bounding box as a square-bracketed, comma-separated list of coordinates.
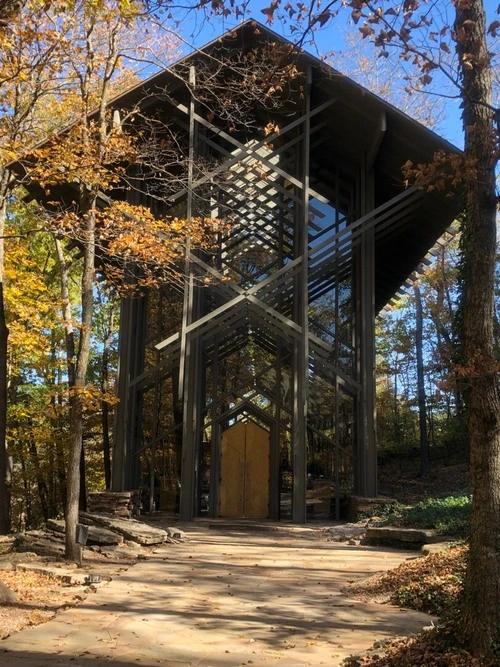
[356, 163, 377, 497]
[111, 297, 131, 491]
[112, 293, 147, 492]
[209, 337, 220, 518]
[179, 66, 197, 521]
[270, 345, 282, 520]
[292, 65, 311, 523]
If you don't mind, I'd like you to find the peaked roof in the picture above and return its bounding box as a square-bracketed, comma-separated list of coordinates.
[24, 20, 459, 312]
[107, 20, 460, 311]
[114, 18, 459, 161]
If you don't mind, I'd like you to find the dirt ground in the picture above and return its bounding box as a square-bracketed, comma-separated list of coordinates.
[0, 533, 152, 641]
[377, 462, 469, 503]
[0, 567, 83, 639]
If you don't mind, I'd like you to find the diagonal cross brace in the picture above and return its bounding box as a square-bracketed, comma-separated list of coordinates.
[169, 99, 335, 205]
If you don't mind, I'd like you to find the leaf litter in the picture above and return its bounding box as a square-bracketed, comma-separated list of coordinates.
[343, 545, 497, 667]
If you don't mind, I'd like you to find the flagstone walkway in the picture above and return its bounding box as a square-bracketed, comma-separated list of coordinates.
[0, 521, 432, 666]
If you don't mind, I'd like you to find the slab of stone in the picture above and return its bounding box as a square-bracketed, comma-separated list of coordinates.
[99, 546, 149, 561]
[425, 533, 457, 544]
[421, 541, 459, 556]
[15, 563, 88, 585]
[0, 523, 435, 667]
[167, 527, 187, 540]
[88, 490, 140, 518]
[79, 512, 167, 545]
[45, 518, 71, 534]
[364, 526, 436, 548]
[47, 519, 124, 546]
[86, 526, 125, 546]
[27, 529, 63, 541]
[124, 540, 143, 549]
[13, 532, 65, 558]
[347, 495, 398, 521]
[0, 551, 40, 565]
[0, 580, 17, 604]
[322, 522, 367, 542]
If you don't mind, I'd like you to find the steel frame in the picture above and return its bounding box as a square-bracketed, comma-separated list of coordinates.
[111, 42, 446, 522]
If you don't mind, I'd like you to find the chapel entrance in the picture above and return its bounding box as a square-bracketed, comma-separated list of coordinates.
[219, 421, 270, 518]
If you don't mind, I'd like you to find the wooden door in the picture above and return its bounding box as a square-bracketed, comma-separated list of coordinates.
[219, 421, 269, 518]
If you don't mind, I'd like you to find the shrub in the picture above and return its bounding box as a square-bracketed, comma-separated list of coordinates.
[392, 573, 464, 616]
[399, 494, 471, 537]
[361, 494, 471, 537]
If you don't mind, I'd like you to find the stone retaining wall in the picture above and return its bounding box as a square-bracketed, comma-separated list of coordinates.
[88, 491, 140, 518]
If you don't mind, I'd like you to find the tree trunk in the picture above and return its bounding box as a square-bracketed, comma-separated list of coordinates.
[50, 341, 66, 515]
[53, 237, 76, 385]
[0, 183, 10, 535]
[64, 203, 96, 562]
[28, 438, 49, 521]
[413, 282, 430, 475]
[455, 0, 500, 656]
[54, 236, 79, 558]
[0, 284, 9, 535]
[56, 435, 67, 514]
[65, 392, 84, 562]
[79, 444, 87, 511]
[102, 392, 111, 489]
[392, 363, 403, 469]
[54, 232, 94, 560]
[54, 359, 67, 514]
[20, 454, 30, 529]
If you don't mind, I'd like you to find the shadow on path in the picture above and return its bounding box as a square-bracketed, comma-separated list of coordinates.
[0, 522, 433, 667]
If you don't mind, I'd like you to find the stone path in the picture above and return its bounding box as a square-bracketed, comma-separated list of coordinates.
[0, 521, 433, 667]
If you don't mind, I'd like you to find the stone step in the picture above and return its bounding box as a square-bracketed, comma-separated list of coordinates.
[167, 528, 187, 540]
[47, 519, 124, 546]
[363, 526, 451, 548]
[79, 512, 168, 545]
[15, 563, 89, 585]
[347, 495, 398, 521]
[321, 522, 368, 542]
[421, 541, 460, 555]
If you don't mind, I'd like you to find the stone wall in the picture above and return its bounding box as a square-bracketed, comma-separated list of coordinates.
[88, 491, 140, 518]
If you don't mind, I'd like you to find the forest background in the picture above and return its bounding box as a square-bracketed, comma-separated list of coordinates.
[0, 0, 498, 657]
